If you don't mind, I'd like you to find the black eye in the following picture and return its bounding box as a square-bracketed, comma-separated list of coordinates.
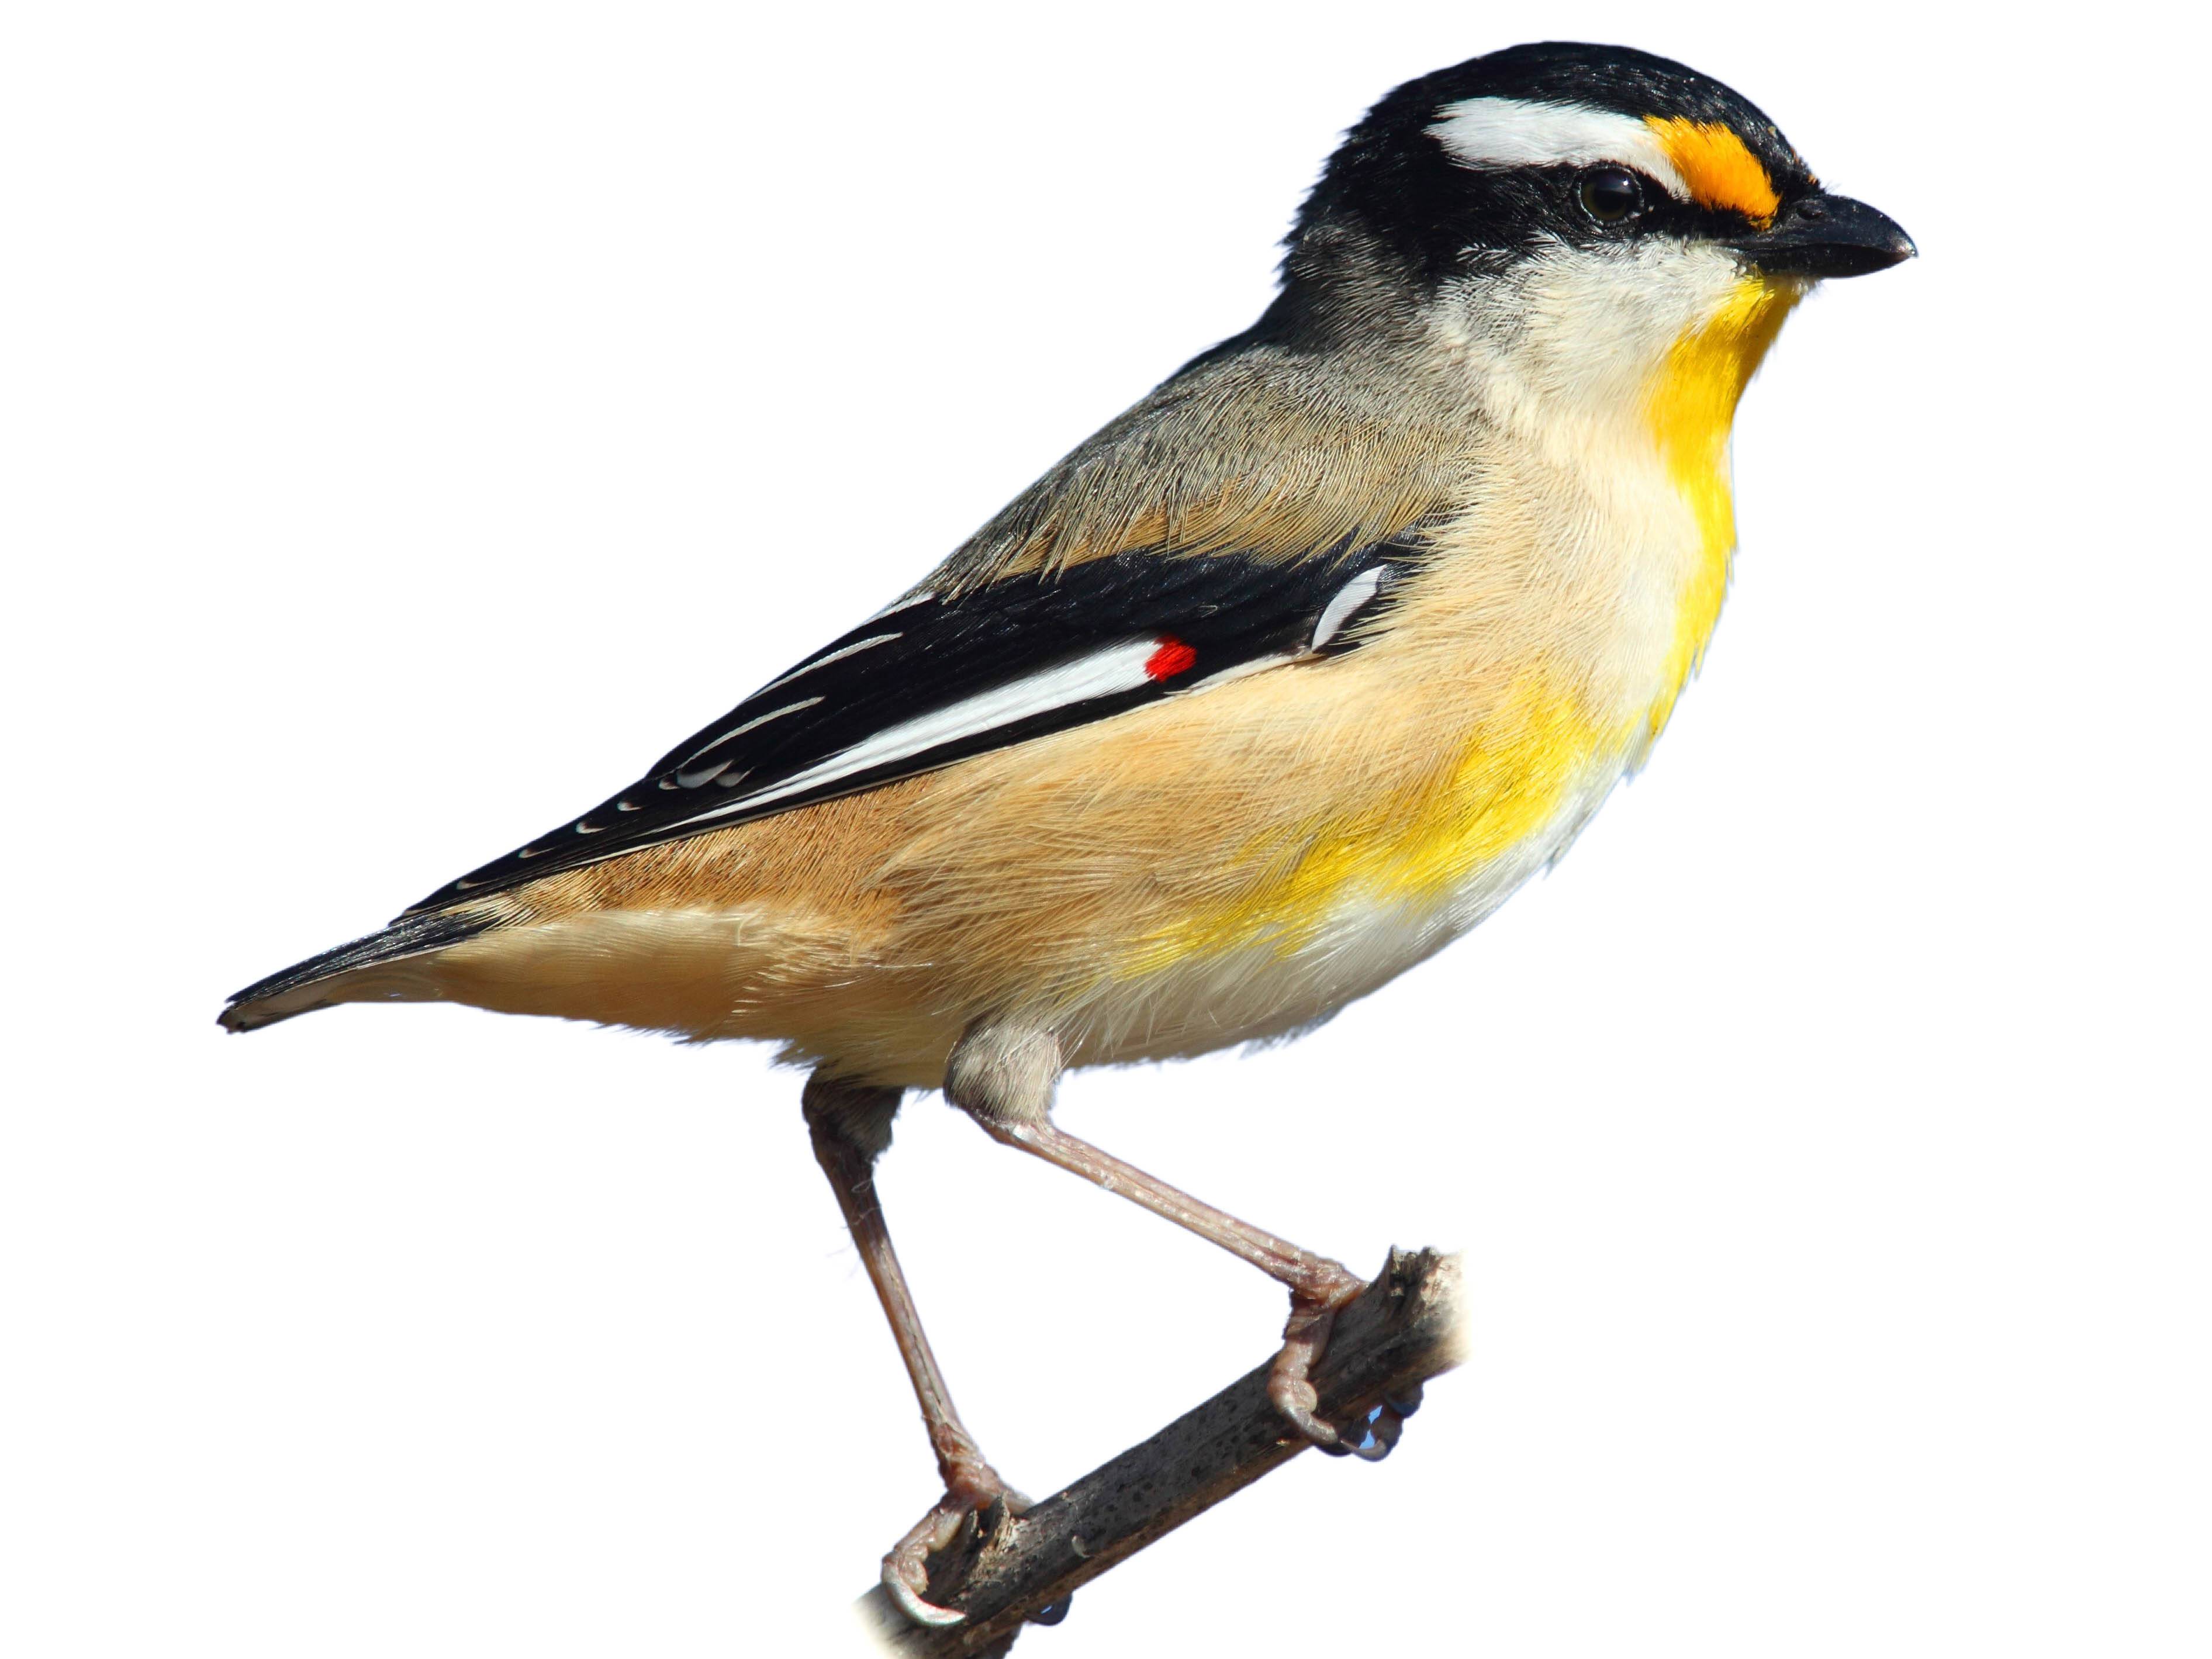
[1578, 166, 1643, 225]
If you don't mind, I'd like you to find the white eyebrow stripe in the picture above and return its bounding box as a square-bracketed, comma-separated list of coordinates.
[1428, 97, 1689, 201]
[755, 632, 903, 696]
[676, 696, 823, 783]
[673, 639, 1164, 829]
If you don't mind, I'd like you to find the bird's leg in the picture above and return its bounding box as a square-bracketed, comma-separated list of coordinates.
[801, 1072, 1017, 1628]
[945, 1022, 1413, 1458]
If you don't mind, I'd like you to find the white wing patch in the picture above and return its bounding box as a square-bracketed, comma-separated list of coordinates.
[1429, 97, 1689, 201]
[674, 638, 1169, 831]
[1309, 567, 1386, 652]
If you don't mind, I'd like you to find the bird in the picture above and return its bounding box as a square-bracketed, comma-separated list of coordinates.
[221, 41, 1913, 1626]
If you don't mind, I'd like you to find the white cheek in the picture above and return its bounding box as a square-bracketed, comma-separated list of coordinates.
[1435, 241, 1747, 444]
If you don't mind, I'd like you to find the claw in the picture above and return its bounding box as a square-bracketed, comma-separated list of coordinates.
[1268, 1274, 1367, 1451]
[880, 1480, 1038, 1630]
[1311, 1397, 1414, 1461]
[1270, 1365, 1345, 1450]
[1340, 1405, 1391, 1462]
[1267, 1270, 1425, 1462]
[1356, 1401, 1408, 1460]
[883, 1569, 966, 1629]
[882, 1498, 971, 1627]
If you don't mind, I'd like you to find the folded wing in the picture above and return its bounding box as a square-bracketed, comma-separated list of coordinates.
[406, 543, 1410, 913]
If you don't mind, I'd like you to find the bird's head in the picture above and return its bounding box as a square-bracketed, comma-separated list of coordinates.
[1278, 42, 1914, 441]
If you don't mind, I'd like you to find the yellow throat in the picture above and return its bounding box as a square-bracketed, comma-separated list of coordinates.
[1640, 273, 1799, 740]
[1118, 276, 1802, 977]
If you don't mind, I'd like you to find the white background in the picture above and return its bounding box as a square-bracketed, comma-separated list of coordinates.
[5, 4, 2206, 1655]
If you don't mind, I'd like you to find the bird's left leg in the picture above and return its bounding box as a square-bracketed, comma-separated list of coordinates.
[945, 1021, 1415, 1458]
[801, 1072, 1018, 1627]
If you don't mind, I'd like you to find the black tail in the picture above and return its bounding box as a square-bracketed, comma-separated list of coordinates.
[219, 908, 496, 1032]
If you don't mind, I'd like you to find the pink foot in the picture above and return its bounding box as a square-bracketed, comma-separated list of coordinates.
[879, 1464, 1028, 1629]
[1267, 1269, 1421, 1460]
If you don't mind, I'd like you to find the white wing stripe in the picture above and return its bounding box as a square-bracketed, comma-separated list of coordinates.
[1428, 97, 1690, 201]
[755, 633, 903, 697]
[867, 589, 936, 621]
[675, 639, 1162, 828]
[676, 696, 822, 783]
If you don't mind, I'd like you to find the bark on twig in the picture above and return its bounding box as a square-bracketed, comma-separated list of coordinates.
[855, 1246, 1467, 1655]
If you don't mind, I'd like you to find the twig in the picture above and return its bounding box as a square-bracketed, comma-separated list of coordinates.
[855, 1246, 1467, 1655]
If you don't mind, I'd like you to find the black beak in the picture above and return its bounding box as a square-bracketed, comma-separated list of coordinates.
[1737, 192, 1916, 279]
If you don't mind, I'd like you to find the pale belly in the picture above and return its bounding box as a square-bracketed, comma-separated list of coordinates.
[1057, 733, 1632, 1068]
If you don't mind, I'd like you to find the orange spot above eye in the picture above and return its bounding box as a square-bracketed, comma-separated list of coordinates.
[1645, 116, 1781, 226]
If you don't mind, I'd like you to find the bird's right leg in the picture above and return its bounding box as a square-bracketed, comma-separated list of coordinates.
[944, 1021, 1411, 1458]
[801, 1071, 1013, 1629]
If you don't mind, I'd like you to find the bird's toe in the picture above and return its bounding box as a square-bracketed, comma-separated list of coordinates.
[1266, 1271, 1418, 1460]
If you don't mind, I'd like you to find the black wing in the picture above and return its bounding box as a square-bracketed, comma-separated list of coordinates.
[407, 542, 1411, 913]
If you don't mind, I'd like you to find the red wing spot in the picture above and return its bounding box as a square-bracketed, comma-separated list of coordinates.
[1145, 637, 1198, 680]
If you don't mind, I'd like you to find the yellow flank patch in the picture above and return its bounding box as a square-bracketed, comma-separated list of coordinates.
[1640, 274, 1800, 741]
[1122, 675, 1606, 972]
[1645, 116, 1781, 226]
